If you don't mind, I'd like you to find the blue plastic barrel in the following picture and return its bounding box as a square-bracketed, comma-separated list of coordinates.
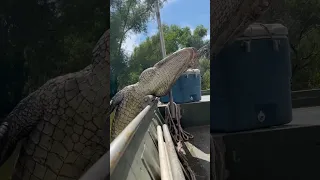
[160, 69, 201, 104]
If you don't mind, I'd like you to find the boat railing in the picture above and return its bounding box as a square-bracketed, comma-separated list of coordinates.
[79, 100, 159, 180]
[201, 89, 210, 95]
[292, 89, 320, 108]
[109, 102, 157, 174]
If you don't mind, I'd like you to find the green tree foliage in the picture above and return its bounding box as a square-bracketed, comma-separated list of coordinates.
[199, 58, 210, 90]
[259, 0, 320, 90]
[110, 0, 167, 97]
[119, 24, 210, 89]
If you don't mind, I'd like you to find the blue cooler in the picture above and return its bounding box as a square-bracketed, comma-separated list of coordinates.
[211, 23, 292, 132]
[160, 69, 201, 104]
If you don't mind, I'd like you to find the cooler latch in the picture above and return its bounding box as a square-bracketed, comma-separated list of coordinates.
[241, 40, 251, 53]
[273, 39, 280, 52]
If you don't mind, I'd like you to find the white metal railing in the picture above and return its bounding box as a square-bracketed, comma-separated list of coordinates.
[109, 103, 154, 174]
[79, 101, 157, 180]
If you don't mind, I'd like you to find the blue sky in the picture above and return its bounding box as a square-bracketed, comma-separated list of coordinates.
[122, 0, 210, 54]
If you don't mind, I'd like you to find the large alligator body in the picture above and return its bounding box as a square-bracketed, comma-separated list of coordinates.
[109, 48, 197, 140]
[0, 30, 109, 180]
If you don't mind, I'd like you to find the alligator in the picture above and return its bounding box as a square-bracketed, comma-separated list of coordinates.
[109, 47, 197, 140]
[0, 30, 109, 180]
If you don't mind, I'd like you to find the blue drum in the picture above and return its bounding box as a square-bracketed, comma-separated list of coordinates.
[160, 69, 201, 104]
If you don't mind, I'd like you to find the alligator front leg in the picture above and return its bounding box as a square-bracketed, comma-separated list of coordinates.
[0, 91, 43, 167]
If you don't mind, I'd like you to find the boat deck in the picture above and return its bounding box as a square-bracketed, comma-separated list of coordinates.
[184, 125, 210, 180]
[292, 106, 320, 125]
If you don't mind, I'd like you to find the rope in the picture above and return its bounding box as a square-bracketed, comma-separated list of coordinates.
[164, 102, 196, 180]
[164, 102, 194, 142]
[177, 147, 197, 180]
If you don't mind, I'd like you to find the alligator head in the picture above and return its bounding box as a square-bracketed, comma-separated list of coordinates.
[136, 47, 197, 97]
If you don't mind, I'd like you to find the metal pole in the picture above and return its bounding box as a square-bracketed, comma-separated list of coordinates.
[155, 0, 175, 118]
[157, 126, 173, 180]
[163, 124, 186, 180]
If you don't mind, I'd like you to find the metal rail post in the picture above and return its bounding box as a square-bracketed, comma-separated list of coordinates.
[155, 0, 175, 118]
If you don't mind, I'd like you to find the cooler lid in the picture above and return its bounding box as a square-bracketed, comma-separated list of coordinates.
[183, 68, 200, 75]
[241, 23, 288, 38]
